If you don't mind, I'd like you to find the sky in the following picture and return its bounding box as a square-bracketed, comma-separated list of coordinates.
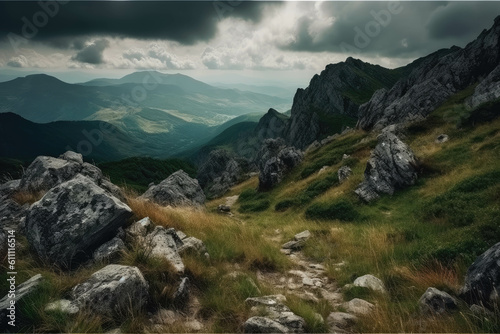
[0, 1, 499, 87]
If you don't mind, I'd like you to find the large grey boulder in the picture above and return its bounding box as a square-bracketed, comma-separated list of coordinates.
[146, 226, 185, 274]
[460, 242, 500, 308]
[71, 265, 149, 317]
[355, 132, 418, 202]
[25, 174, 132, 267]
[419, 287, 458, 315]
[256, 139, 303, 190]
[141, 170, 205, 207]
[0, 274, 43, 328]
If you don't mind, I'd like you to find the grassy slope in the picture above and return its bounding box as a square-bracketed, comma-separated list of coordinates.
[3, 88, 500, 333]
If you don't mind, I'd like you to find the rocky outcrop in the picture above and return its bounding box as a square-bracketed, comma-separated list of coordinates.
[468, 64, 500, 108]
[0, 274, 43, 328]
[256, 139, 303, 190]
[284, 57, 401, 149]
[71, 265, 149, 318]
[141, 170, 205, 207]
[244, 295, 306, 333]
[147, 226, 185, 274]
[197, 150, 247, 199]
[358, 17, 500, 130]
[460, 242, 500, 308]
[355, 132, 418, 202]
[419, 287, 458, 315]
[255, 108, 288, 141]
[25, 174, 132, 267]
[17, 152, 124, 200]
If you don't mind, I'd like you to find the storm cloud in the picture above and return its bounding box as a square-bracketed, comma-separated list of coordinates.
[0, 1, 280, 46]
[72, 39, 109, 64]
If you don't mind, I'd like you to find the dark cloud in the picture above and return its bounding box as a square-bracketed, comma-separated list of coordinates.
[280, 1, 500, 58]
[0, 1, 281, 46]
[72, 39, 109, 64]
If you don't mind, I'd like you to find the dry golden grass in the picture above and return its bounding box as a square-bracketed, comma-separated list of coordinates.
[12, 189, 45, 205]
[392, 262, 461, 292]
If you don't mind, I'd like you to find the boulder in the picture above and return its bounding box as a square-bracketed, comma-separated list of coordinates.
[147, 226, 185, 274]
[141, 170, 205, 207]
[338, 166, 352, 184]
[419, 287, 458, 315]
[177, 236, 207, 256]
[342, 298, 374, 315]
[355, 132, 418, 202]
[126, 217, 153, 239]
[353, 274, 387, 294]
[45, 299, 80, 314]
[460, 242, 500, 307]
[256, 139, 303, 190]
[25, 174, 132, 267]
[59, 151, 84, 164]
[93, 237, 126, 262]
[327, 312, 357, 330]
[71, 265, 149, 317]
[0, 274, 43, 328]
[282, 230, 311, 251]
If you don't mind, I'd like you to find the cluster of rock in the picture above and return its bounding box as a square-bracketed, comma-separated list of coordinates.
[243, 295, 306, 333]
[141, 170, 205, 207]
[355, 131, 419, 202]
[357, 16, 500, 130]
[256, 138, 303, 190]
[197, 149, 249, 199]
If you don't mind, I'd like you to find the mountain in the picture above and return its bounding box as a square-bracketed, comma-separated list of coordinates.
[357, 16, 500, 130]
[283, 57, 405, 149]
[0, 113, 138, 161]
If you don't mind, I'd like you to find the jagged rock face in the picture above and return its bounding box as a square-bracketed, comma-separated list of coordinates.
[25, 174, 132, 267]
[71, 264, 149, 318]
[256, 139, 303, 190]
[419, 287, 458, 315]
[358, 16, 500, 130]
[469, 64, 500, 108]
[141, 170, 205, 207]
[284, 57, 399, 149]
[355, 132, 418, 202]
[460, 242, 500, 308]
[255, 108, 289, 141]
[197, 150, 246, 199]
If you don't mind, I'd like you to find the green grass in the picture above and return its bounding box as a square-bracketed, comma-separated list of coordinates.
[305, 199, 360, 222]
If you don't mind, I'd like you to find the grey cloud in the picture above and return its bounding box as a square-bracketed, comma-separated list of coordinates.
[72, 39, 109, 64]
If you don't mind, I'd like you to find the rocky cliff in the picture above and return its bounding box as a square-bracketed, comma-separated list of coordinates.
[358, 16, 500, 130]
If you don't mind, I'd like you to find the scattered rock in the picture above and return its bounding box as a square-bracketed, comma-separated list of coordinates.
[342, 154, 350, 160]
[185, 319, 203, 331]
[460, 241, 500, 308]
[153, 309, 180, 325]
[281, 230, 311, 251]
[45, 299, 79, 314]
[435, 134, 449, 144]
[126, 217, 153, 239]
[141, 170, 205, 207]
[218, 205, 231, 213]
[353, 274, 387, 294]
[245, 295, 305, 333]
[317, 166, 329, 175]
[256, 139, 303, 191]
[342, 298, 374, 315]
[25, 174, 132, 267]
[327, 312, 357, 330]
[355, 132, 418, 202]
[0, 274, 43, 327]
[338, 166, 352, 184]
[71, 265, 149, 318]
[419, 287, 458, 315]
[93, 237, 126, 262]
[147, 226, 185, 274]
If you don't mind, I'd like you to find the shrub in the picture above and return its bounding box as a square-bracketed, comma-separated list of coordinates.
[305, 200, 360, 221]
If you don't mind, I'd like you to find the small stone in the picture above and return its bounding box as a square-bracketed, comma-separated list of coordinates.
[419, 287, 458, 315]
[185, 320, 203, 331]
[435, 134, 449, 143]
[343, 298, 374, 315]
